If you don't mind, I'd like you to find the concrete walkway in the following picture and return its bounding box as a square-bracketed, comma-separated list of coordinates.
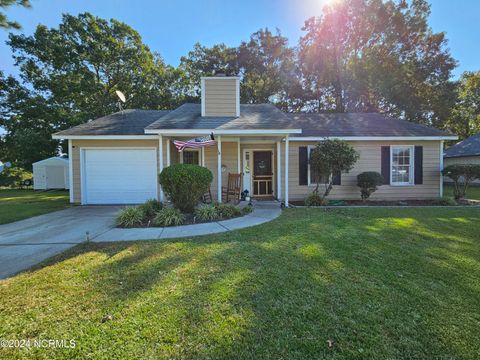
[93, 201, 282, 242]
[0, 201, 281, 279]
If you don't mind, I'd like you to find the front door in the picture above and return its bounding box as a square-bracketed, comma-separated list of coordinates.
[253, 151, 273, 196]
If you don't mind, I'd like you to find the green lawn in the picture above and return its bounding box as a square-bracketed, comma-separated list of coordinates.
[1, 208, 479, 359]
[0, 189, 69, 224]
[444, 183, 480, 200]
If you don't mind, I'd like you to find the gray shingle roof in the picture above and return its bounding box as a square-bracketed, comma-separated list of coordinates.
[444, 133, 480, 158]
[54, 109, 170, 136]
[53, 105, 455, 139]
[145, 103, 294, 130]
[287, 113, 453, 137]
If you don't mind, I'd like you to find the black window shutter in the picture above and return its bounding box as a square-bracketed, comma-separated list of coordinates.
[381, 146, 390, 184]
[332, 171, 341, 185]
[414, 146, 423, 184]
[299, 147, 308, 185]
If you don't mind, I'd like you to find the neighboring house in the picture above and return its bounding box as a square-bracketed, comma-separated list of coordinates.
[53, 76, 457, 205]
[444, 133, 480, 183]
[32, 156, 70, 190]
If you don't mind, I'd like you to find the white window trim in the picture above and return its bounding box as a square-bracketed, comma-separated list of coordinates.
[390, 145, 415, 186]
[180, 148, 201, 165]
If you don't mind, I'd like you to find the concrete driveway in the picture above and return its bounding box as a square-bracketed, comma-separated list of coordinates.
[0, 206, 119, 279]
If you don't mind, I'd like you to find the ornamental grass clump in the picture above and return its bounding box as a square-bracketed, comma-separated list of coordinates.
[153, 208, 185, 227]
[195, 205, 220, 222]
[116, 207, 144, 228]
[214, 203, 241, 219]
[138, 199, 163, 220]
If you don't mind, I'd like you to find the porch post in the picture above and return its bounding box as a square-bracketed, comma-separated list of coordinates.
[201, 147, 205, 167]
[237, 140, 241, 173]
[166, 138, 171, 166]
[68, 139, 74, 203]
[217, 135, 222, 202]
[284, 136, 289, 207]
[159, 135, 164, 201]
[439, 140, 444, 197]
[276, 141, 281, 201]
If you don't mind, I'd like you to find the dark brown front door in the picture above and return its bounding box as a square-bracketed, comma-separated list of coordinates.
[253, 151, 273, 196]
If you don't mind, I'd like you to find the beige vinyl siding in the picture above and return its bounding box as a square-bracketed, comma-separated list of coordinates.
[204, 78, 237, 116]
[287, 140, 442, 201]
[71, 139, 161, 203]
[204, 142, 239, 199]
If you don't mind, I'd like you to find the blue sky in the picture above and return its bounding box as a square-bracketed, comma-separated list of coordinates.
[0, 0, 479, 79]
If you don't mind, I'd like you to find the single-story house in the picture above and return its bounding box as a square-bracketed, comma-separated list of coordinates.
[53, 76, 457, 206]
[444, 133, 480, 183]
[32, 156, 70, 190]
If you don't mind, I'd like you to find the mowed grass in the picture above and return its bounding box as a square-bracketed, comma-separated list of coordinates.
[444, 183, 480, 200]
[1, 208, 479, 359]
[0, 189, 69, 224]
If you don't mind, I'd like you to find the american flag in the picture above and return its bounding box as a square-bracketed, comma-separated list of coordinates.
[173, 133, 216, 152]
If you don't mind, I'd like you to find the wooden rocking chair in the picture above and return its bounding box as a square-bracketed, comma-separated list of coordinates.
[222, 173, 242, 204]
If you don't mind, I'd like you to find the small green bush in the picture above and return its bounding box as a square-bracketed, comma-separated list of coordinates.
[435, 196, 457, 206]
[241, 205, 254, 215]
[0, 167, 32, 188]
[443, 164, 480, 199]
[138, 199, 163, 219]
[304, 193, 328, 206]
[153, 208, 185, 227]
[357, 171, 384, 201]
[116, 207, 144, 228]
[195, 206, 220, 221]
[214, 203, 241, 219]
[159, 164, 213, 213]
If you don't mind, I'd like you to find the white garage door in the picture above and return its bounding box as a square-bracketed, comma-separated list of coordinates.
[83, 149, 157, 204]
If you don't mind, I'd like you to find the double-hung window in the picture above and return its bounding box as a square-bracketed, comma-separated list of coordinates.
[181, 150, 200, 165]
[390, 145, 414, 185]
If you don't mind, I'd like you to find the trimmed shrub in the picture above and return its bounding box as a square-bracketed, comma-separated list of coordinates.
[357, 171, 384, 201]
[443, 164, 480, 199]
[153, 208, 185, 227]
[0, 167, 32, 188]
[159, 164, 213, 213]
[195, 205, 220, 221]
[116, 207, 144, 228]
[304, 193, 328, 206]
[241, 205, 254, 215]
[435, 196, 457, 206]
[138, 199, 163, 220]
[214, 203, 241, 219]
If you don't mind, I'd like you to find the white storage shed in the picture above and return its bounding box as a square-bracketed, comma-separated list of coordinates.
[32, 157, 70, 190]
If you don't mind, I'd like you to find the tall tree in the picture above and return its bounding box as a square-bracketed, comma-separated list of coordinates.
[0, 72, 59, 169]
[237, 28, 298, 107]
[3, 12, 179, 169]
[0, 0, 30, 30]
[298, 0, 456, 126]
[445, 71, 480, 139]
[179, 43, 238, 98]
[8, 12, 178, 124]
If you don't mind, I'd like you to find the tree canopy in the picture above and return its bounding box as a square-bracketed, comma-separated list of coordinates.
[0, 2, 478, 170]
[0, 0, 30, 30]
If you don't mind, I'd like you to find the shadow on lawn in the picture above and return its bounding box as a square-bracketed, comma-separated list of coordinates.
[15, 208, 480, 359]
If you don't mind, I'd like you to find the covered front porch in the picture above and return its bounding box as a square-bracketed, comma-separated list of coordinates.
[157, 134, 292, 206]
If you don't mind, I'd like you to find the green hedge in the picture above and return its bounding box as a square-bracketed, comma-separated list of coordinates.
[159, 164, 213, 213]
